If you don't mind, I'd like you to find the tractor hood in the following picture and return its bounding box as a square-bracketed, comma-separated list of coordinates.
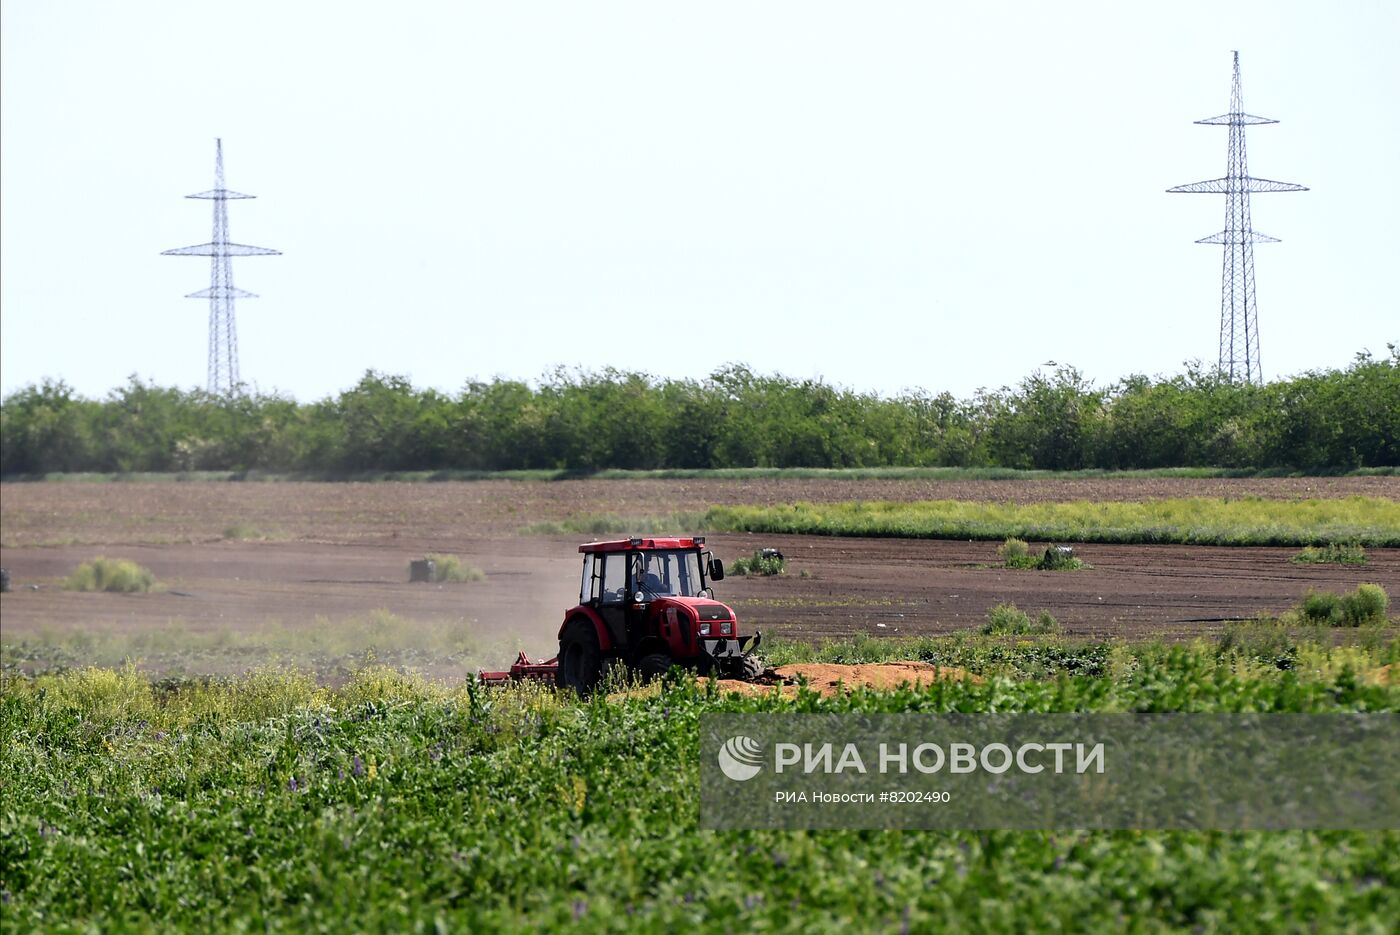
[648, 596, 735, 621]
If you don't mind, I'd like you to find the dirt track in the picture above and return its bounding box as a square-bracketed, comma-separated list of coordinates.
[1, 478, 1396, 661]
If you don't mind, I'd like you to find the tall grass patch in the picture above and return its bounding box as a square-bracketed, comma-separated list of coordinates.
[222, 522, 275, 541]
[998, 537, 1034, 567]
[61, 556, 157, 593]
[998, 538, 1084, 570]
[425, 553, 485, 583]
[730, 549, 786, 576]
[1291, 541, 1368, 565]
[704, 496, 1400, 546]
[981, 603, 1062, 636]
[1298, 584, 1390, 627]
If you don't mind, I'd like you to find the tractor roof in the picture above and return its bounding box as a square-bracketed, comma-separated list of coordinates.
[579, 537, 706, 553]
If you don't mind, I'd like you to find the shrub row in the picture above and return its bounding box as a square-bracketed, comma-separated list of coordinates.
[3, 348, 1397, 475]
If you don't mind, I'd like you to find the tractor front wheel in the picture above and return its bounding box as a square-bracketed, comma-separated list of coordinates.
[636, 653, 674, 681]
[727, 654, 766, 681]
[558, 620, 603, 695]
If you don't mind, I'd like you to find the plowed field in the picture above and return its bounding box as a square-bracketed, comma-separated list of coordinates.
[2, 476, 1396, 673]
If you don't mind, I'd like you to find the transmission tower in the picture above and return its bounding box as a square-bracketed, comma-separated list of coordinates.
[1168, 52, 1306, 384]
[163, 139, 280, 395]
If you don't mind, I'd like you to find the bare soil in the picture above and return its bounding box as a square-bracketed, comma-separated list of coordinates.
[702, 662, 982, 699]
[2, 477, 1396, 667]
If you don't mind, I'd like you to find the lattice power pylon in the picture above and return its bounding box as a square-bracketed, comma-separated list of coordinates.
[163, 139, 280, 395]
[1169, 52, 1306, 384]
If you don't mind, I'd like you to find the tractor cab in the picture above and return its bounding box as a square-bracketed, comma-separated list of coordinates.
[582, 537, 720, 608]
[556, 537, 762, 693]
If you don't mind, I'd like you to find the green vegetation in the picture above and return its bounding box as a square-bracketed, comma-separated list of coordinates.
[1037, 545, 1083, 570]
[16, 465, 1398, 483]
[222, 522, 272, 540]
[1298, 584, 1391, 627]
[424, 553, 486, 583]
[60, 556, 157, 593]
[1292, 541, 1368, 565]
[2, 636, 1398, 932]
[1301, 591, 1346, 625]
[5, 348, 1398, 475]
[529, 496, 1398, 547]
[703, 496, 1400, 547]
[998, 537, 1033, 565]
[729, 549, 786, 576]
[998, 538, 1084, 570]
[764, 629, 1397, 681]
[981, 603, 1062, 635]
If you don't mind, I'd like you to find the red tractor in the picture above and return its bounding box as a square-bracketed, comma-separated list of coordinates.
[479, 537, 763, 693]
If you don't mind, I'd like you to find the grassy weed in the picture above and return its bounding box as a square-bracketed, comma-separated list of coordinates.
[1298, 584, 1391, 627]
[981, 603, 1062, 636]
[1292, 541, 1368, 565]
[424, 553, 486, 583]
[730, 549, 786, 576]
[998, 537, 1033, 566]
[60, 556, 157, 593]
[222, 522, 277, 540]
[999, 538, 1084, 570]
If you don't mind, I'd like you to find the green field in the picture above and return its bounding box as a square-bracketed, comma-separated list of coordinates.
[707, 496, 1400, 546]
[524, 496, 1400, 547]
[3, 633, 1398, 933]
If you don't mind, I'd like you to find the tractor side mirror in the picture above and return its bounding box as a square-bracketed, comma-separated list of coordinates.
[708, 557, 725, 582]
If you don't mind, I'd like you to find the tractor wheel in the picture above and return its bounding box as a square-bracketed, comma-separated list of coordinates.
[557, 620, 603, 695]
[728, 654, 766, 681]
[636, 653, 674, 681]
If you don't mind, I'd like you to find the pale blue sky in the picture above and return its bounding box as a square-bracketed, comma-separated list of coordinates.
[2, 1, 1396, 401]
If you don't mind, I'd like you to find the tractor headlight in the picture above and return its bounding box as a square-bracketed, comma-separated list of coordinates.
[699, 622, 711, 636]
[720, 622, 732, 636]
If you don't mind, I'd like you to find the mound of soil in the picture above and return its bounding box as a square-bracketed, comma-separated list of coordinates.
[1366, 663, 1398, 685]
[701, 661, 980, 698]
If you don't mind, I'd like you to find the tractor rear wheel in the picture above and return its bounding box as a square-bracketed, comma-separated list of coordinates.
[728, 654, 765, 681]
[558, 620, 603, 695]
[637, 653, 674, 681]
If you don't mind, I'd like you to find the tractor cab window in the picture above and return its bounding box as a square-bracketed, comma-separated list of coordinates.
[579, 554, 595, 605]
[599, 552, 627, 605]
[635, 550, 704, 599]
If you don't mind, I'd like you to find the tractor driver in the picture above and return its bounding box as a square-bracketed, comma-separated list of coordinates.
[638, 554, 671, 598]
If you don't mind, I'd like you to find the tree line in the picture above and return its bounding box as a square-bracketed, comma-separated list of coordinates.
[2, 348, 1396, 475]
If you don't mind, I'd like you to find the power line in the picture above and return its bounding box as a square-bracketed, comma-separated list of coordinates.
[163, 139, 280, 395]
[1169, 52, 1307, 385]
